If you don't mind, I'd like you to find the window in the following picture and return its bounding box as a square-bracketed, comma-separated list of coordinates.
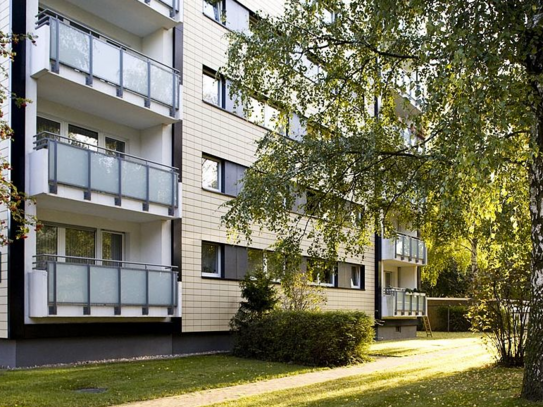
[68, 124, 99, 150]
[202, 156, 221, 191]
[385, 272, 392, 288]
[307, 258, 336, 287]
[37, 117, 60, 136]
[203, 0, 250, 32]
[202, 242, 221, 277]
[36, 223, 124, 264]
[37, 116, 129, 153]
[203, 71, 222, 106]
[351, 266, 361, 289]
[105, 137, 126, 154]
[248, 248, 265, 274]
[203, 0, 223, 21]
[305, 190, 322, 215]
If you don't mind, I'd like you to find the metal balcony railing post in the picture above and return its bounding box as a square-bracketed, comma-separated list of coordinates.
[52, 18, 60, 73]
[143, 163, 150, 212]
[84, 264, 91, 315]
[168, 271, 175, 315]
[401, 291, 406, 315]
[409, 293, 413, 315]
[50, 139, 58, 194]
[169, 172, 175, 216]
[84, 149, 92, 200]
[170, 69, 176, 117]
[115, 265, 122, 315]
[117, 49, 124, 98]
[143, 265, 150, 315]
[49, 262, 58, 315]
[115, 155, 122, 206]
[145, 60, 152, 108]
[86, 34, 94, 86]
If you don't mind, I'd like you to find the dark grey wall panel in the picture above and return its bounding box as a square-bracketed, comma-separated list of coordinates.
[0, 340, 16, 368]
[224, 245, 238, 279]
[173, 332, 233, 354]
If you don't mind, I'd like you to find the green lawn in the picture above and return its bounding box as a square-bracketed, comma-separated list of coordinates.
[212, 341, 541, 407]
[369, 331, 483, 357]
[0, 355, 318, 407]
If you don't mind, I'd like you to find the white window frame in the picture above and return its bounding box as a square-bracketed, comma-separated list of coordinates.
[37, 223, 126, 262]
[202, 241, 222, 278]
[202, 70, 223, 107]
[203, 0, 223, 22]
[37, 114, 129, 154]
[307, 259, 336, 287]
[351, 265, 361, 289]
[202, 156, 222, 192]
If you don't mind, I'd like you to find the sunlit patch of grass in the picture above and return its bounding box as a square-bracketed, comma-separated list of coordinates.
[212, 345, 540, 407]
[370, 331, 483, 357]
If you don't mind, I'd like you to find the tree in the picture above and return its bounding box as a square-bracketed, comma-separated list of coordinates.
[220, 0, 543, 400]
[0, 32, 36, 244]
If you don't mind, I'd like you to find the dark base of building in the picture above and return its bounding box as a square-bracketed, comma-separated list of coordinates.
[375, 319, 419, 341]
[0, 332, 234, 368]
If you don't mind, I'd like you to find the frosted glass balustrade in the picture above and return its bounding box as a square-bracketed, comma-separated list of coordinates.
[45, 16, 179, 110]
[44, 261, 177, 308]
[45, 139, 178, 208]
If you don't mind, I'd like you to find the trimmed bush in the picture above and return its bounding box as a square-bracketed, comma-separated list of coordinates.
[436, 305, 471, 331]
[232, 310, 374, 367]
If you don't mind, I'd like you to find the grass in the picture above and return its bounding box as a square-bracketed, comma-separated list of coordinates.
[212, 341, 542, 407]
[369, 331, 483, 357]
[0, 354, 318, 407]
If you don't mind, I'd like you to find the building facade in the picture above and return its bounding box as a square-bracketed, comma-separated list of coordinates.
[0, 0, 427, 367]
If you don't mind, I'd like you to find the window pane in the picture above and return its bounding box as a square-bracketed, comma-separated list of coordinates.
[351, 266, 360, 287]
[102, 232, 123, 262]
[248, 249, 264, 273]
[68, 124, 98, 150]
[203, 73, 220, 106]
[202, 157, 220, 190]
[203, 0, 221, 21]
[105, 137, 125, 154]
[37, 225, 58, 266]
[65, 228, 96, 262]
[202, 242, 220, 275]
[37, 117, 61, 135]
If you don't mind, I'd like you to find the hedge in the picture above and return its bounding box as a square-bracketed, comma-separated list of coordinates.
[436, 305, 471, 331]
[232, 310, 374, 367]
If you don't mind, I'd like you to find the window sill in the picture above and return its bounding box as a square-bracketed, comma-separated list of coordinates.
[202, 272, 221, 278]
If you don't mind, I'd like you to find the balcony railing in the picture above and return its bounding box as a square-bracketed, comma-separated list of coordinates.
[34, 255, 178, 315]
[394, 234, 426, 263]
[383, 287, 427, 317]
[37, 11, 181, 116]
[35, 133, 179, 215]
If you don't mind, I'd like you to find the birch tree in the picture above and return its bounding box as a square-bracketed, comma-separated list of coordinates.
[221, 0, 543, 400]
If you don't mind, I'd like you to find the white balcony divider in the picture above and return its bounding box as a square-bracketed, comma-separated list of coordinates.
[384, 287, 427, 317]
[394, 233, 427, 263]
[38, 10, 181, 116]
[34, 254, 178, 316]
[35, 132, 179, 214]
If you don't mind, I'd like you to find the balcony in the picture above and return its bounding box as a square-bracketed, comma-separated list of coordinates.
[382, 288, 427, 318]
[63, 0, 182, 36]
[29, 133, 181, 221]
[30, 255, 180, 318]
[382, 233, 427, 266]
[31, 11, 182, 129]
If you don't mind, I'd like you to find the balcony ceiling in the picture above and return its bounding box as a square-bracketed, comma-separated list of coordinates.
[37, 73, 178, 130]
[63, 0, 178, 37]
[36, 194, 172, 223]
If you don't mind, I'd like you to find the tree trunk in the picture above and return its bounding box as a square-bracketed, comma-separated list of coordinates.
[522, 84, 543, 400]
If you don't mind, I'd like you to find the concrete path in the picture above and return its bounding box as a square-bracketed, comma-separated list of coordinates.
[120, 344, 480, 407]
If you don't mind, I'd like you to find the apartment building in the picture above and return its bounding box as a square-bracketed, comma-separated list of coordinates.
[0, 0, 427, 367]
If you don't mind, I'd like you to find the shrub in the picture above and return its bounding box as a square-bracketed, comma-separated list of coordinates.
[436, 305, 471, 331]
[232, 310, 374, 367]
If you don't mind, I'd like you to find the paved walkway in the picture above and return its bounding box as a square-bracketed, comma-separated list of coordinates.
[121, 345, 476, 407]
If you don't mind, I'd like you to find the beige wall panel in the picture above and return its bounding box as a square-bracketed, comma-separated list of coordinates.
[182, 0, 375, 332]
